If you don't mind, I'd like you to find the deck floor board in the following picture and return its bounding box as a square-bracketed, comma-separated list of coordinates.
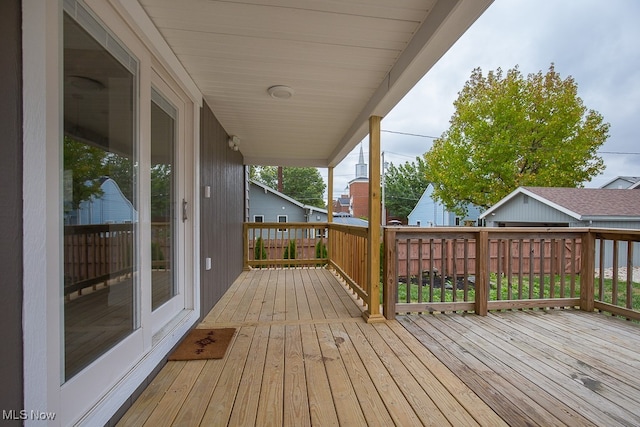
[118, 268, 640, 426]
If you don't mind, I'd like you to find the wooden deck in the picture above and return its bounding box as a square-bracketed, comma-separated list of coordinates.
[118, 268, 640, 426]
[402, 310, 640, 427]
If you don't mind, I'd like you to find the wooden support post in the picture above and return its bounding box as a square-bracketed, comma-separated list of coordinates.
[364, 115, 385, 323]
[242, 223, 250, 271]
[383, 228, 397, 320]
[475, 230, 488, 316]
[580, 230, 595, 312]
[327, 167, 334, 265]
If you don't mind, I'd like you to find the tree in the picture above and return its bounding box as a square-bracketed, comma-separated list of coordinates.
[383, 157, 430, 221]
[253, 166, 326, 208]
[424, 64, 609, 215]
[63, 137, 107, 212]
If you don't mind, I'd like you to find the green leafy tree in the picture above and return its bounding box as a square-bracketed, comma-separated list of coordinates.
[254, 236, 268, 268]
[424, 64, 609, 215]
[253, 166, 326, 208]
[384, 157, 430, 221]
[63, 137, 107, 212]
[104, 153, 135, 205]
[283, 240, 297, 267]
[151, 163, 172, 220]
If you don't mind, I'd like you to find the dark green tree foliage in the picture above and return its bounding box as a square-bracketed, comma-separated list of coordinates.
[254, 236, 268, 260]
[384, 157, 430, 221]
[424, 64, 609, 215]
[63, 137, 107, 211]
[150, 163, 172, 220]
[253, 166, 326, 208]
[104, 152, 135, 205]
[283, 240, 297, 267]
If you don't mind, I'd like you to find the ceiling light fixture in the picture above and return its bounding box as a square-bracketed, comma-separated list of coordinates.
[267, 85, 295, 100]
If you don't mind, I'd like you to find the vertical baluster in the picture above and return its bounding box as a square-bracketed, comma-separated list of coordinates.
[612, 240, 619, 306]
[440, 238, 446, 303]
[598, 238, 605, 303]
[570, 238, 577, 298]
[463, 238, 469, 304]
[550, 238, 556, 299]
[626, 241, 633, 310]
[518, 239, 524, 300]
[539, 239, 545, 299]
[528, 239, 534, 299]
[417, 238, 423, 304]
[560, 239, 566, 299]
[429, 239, 435, 303]
[507, 238, 513, 301]
[452, 238, 458, 304]
[496, 238, 503, 301]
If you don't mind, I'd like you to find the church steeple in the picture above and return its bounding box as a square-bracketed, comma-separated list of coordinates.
[355, 144, 367, 179]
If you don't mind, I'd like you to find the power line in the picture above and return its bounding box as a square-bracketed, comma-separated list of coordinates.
[381, 129, 439, 139]
[598, 151, 640, 155]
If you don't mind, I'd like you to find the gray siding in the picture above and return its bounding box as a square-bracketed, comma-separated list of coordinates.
[0, 0, 23, 418]
[249, 182, 308, 223]
[200, 101, 245, 318]
[490, 193, 575, 225]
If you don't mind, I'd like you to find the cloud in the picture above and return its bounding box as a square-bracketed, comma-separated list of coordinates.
[325, 0, 640, 200]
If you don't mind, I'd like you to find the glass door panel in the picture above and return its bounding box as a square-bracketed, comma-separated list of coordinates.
[62, 12, 137, 381]
[151, 90, 177, 310]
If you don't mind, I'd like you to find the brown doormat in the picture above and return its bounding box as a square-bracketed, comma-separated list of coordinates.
[169, 328, 235, 360]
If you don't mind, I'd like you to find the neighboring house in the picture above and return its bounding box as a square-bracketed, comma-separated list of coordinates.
[7, 1, 492, 424]
[408, 184, 482, 226]
[599, 176, 640, 189]
[66, 177, 137, 225]
[249, 180, 327, 237]
[333, 194, 351, 214]
[480, 186, 640, 268]
[480, 186, 640, 229]
[332, 212, 368, 227]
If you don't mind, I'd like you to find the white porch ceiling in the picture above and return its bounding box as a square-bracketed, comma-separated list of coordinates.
[136, 0, 493, 167]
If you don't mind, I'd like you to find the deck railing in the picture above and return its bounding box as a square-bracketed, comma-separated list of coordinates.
[63, 223, 134, 298]
[383, 227, 640, 321]
[327, 223, 369, 306]
[243, 222, 329, 269]
[243, 222, 371, 308]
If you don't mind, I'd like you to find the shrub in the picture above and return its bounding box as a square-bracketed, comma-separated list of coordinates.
[254, 236, 267, 268]
[283, 240, 296, 267]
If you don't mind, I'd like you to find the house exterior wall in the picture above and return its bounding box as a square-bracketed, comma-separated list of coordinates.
[0, 0, 23, 419]
[486, 193, 575, 226]
[408, 185, 482, 226]
[249, 182, 308, 223]
[200, 101, 245, 317]
[72, 178, 137, 224]
[349, 179, 369, 218]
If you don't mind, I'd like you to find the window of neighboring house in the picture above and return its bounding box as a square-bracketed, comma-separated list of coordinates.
[254, 215, 264, 223]
[278, 214, 287, 231]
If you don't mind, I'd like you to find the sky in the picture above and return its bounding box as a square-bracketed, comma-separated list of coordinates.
[323, 0, 640, 201]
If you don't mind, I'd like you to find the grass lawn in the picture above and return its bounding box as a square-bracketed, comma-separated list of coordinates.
[394, 274, 640, 311]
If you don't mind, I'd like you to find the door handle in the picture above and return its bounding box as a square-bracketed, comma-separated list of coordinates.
[182, 199, 188, 222]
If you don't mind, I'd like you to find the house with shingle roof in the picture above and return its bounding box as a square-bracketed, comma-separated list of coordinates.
[480, 186, 640, 229]
[599, 176, 640, 189]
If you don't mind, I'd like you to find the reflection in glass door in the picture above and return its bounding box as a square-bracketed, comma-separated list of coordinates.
[151, 90, 176, 310]
[62, 11, 137, 380]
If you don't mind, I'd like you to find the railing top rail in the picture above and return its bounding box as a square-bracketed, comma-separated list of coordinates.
[328, 223, 368, 237]
[245, 222, 328, 229]
[64, 223, 134, 234]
